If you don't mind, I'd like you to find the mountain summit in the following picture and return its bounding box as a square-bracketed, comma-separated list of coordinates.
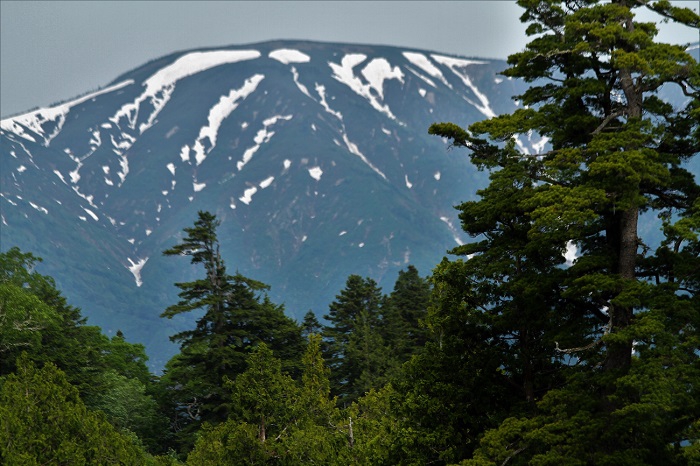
[1, 40, 545, 366]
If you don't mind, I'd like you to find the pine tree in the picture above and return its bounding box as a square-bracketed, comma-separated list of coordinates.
[159, 211, 303, 453]
[429, 0, 700, 462]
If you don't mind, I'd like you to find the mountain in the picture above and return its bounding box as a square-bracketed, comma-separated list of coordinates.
[1, 40, 695, 369]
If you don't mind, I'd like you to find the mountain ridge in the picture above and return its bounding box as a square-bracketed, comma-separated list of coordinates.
[2, 39, 690, 369]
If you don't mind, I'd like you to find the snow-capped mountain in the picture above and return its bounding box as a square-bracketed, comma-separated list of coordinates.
[0, 40, 635, 367]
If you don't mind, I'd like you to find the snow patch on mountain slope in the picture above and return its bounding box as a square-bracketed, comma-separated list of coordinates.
[269, 49, 311, 64]
[564, 241, 578, 265]
[440, 216, 465, 246]
[0, 124, 36, 143]
[361, 58, 404, 100]
[308, 166, 323, 180]
[71, 186, 97, 209]
[82, 208, 99, 221]
[236, 114, 293, 171]
[117, 152, 129, 184]
[239, 186, 258, 205]
[315, 84, 343, 120]
[127, 257, 148, 287]
[431, 54, 495, 119]
[314, 84, 387, 180]
[328, 54, 401, 121]
[528, 131, 550, 154]
[404, 66, 438, 88]
[533, 138, 549, 154]
[0, 80, 134, 146]
[1, 194, 17, 207]
[260, 176, 275, 189]
[402, 52, 451, 88]
[179, 146, 190, 163]
[343, 133, 387, 180]
[235, 175, 278, 207]
[53, 170, 68, 185]
[29, 202, 48, 214]
[181, 74, 265, 166]
[109, 50, 261, 150]
[290, 67, 312, 98]
[89, 129, 102, 147]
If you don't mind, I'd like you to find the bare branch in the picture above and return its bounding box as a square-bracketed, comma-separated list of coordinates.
[555, 338, 603, 353]
[502, 445, 528, 466]
[592, 110, 626, 135]
[556, 309, 612, 353]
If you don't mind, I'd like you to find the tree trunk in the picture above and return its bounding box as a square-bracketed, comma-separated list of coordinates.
[602, 1, 640, 376]
[259, 415, 266, 442]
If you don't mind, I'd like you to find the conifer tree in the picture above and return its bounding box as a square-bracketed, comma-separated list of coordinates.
[187, 338, 345, 465]
[323, 275, 390, 403]
[159, 211, 303, 453]
[381, 265, 431, 361]
[0, 354, 152, 465]
[0, 248, 154, 413]
[301, 310, 323, 339]
[429, 0, 700, 462]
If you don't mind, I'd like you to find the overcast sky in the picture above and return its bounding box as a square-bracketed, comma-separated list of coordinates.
[1, 1, 698, 118]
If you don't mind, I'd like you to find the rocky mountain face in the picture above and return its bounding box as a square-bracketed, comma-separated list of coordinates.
[2, 40, 692, 368]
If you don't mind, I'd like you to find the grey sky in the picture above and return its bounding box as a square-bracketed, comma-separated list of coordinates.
[1, 1, 698, 119]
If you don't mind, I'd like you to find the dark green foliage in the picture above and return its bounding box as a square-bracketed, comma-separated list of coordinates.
[323, 275, 391, 404]
[0, 248, 103, 396]
[428, 0, 700, 463]
[187, 337, 347, 465]
[0, 248, 170, 457]
[159, 211, 304, 452]
[0, 354, 152, 465]
[389, 258, 533, 464]
[3, 5, 699, 459]
[381, 265, 431, 362]
[301, 310, 322, 339]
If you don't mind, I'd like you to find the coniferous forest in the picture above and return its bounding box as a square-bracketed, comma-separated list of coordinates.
[1, 1, 699, 464]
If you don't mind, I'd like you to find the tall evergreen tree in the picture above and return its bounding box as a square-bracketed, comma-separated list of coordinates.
[429, 0, 700, 462]
[381, 265, 432, 362]
[159, 211, 303, 453]
[323, 275, 390, 403]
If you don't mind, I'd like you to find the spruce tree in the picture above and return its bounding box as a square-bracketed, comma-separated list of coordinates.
[381, 265, 431, 362]
[301, 310, 323, 339]
[323, 275, 390, 403]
